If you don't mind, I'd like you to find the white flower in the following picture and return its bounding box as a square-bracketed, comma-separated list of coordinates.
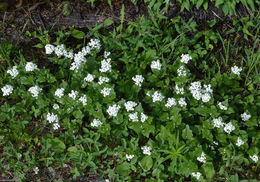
[81, 46, 91, 56]
[124, 101, 137, 112]
[91, 119, 102, 127]
[25, 62, 38, 72]
[54, 44, 66, 57]
[236, 137, 244, 147]
[197, 152, 206, 163]
[177, 65, 186, 77]
[165, 98, 176, 108]
[189, 82, 212, 102]
[224, 122, 235, 134]
[132, 75, 144, 87]
[70, 51, 86, 71]
[178, 97, 187, 107]
[150, 59, 162, 70]
[191, 172, 201, 180]
[33, 167, 39, 174]
[55, 88, 65, 98]
[213, 141, 218, 145]
[129, 112, 139, 122]
[100, 58, 112, 73]
[98, 76, 109, 85]
[1, 85, 13, 96]
[28, 86, 42, 97]
[45, 44, 55, 55]
[53, 104, 59, 110]
[126, 154, 134, 161]
[201, 93, 211, 102]
[231, 66, 242, 76]
[47, 113, 58, 123]
[88, 39, 101, 50]
[152, 91, 164, 102]
[100, 87, 111, 97]
[84, 74, 95, 82]
[79, 94, 87, 106]
[53, 122, 60, 130]
[140, 113, 148, 123]
[250, 154, 258, 163]
[104, 51, 111, 58]
[180, 54, 192, 64]
[218, 102, 227, 110]
[141, 146, 152, 156]
[241, 112, 251, 121]
[213, 117, 224, 128]
[64, 51, 74, 59]
[175, 84, 184, 95]
[7, 66, 19, 79]
[107, 104, 120, 117]
[68, 90, 78, 100]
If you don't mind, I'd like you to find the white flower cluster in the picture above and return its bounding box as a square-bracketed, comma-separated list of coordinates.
[55, 88, 65, 98]
[231, 66, 242, 76]
[126, 154, 134, 161]
[152, 91, 164, 102]
[46, 113, 60, 130]
[141, 146, 152, 156]
[213, 117, 224, 128]
[100, 58, 112, 73]
[91, 119, 102, 127]
[191, 172, 201, 180]
[189, 82, 212, 102]
[175, 84, 184, 95]
[124, 101, 137, 112]
[45, 39, 101, 71]
[25, 62, 38, 72]
[236, 137, 244, 147]
[177, 65, 186, 77]
[101, 87, 111, 97]
[165, 98, 177, 108]
[107, 104, 120, 117]
[223, 122, 235, 134]
[132, 75, 144, 87]
[79, 94, 87, 106]
[178, 97, 187, 107]
[47, 112, 59, 123]
[150, 59, 162, 70]
[7, 66, 19, 79]
[180, 54, 192, 64]
[1, 85, 13, 96]
[33, 166, 39, 175]
[84, 74, 95, 82]
[98, 76, 109, 85]
[197, 152, 206, 163]
[250, 154, 258, 163]
[68, 90, 78, 100]
[28, 86, 42, 97]
[218, 102, 227, 110]
[241, 112, 251, 121]
[128, 112, 148, 123]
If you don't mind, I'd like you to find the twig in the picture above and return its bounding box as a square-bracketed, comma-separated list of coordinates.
[211, 10, 233, 29]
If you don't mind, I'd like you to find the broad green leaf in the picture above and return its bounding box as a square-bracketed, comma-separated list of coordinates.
[182, 125, 193, 140]
[115, 162, 131, 176]
[50, 138, 66, 153]
[202, 162, 215, 179]
[140, 156, 153, 171]
[104, 19, 114, 27]
[71, 30, 85, 39]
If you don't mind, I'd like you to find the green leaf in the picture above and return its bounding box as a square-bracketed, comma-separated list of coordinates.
[196, 0, 204, 9]
[247, 0, 255, 10]
[104, 19, 114, 27]
[115, 162, 131, 176]
[71, 30, 85, 39]
[50, 138, 66, 153]
[182, 125, 193, 140]
[33, 43, 44, 48]
[202, 162, 215, 179]
[215, 0, 224, 7]
[140, 156, 153, 171]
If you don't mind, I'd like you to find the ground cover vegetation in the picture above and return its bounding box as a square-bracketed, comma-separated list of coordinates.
[0, 0, 259, 181]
